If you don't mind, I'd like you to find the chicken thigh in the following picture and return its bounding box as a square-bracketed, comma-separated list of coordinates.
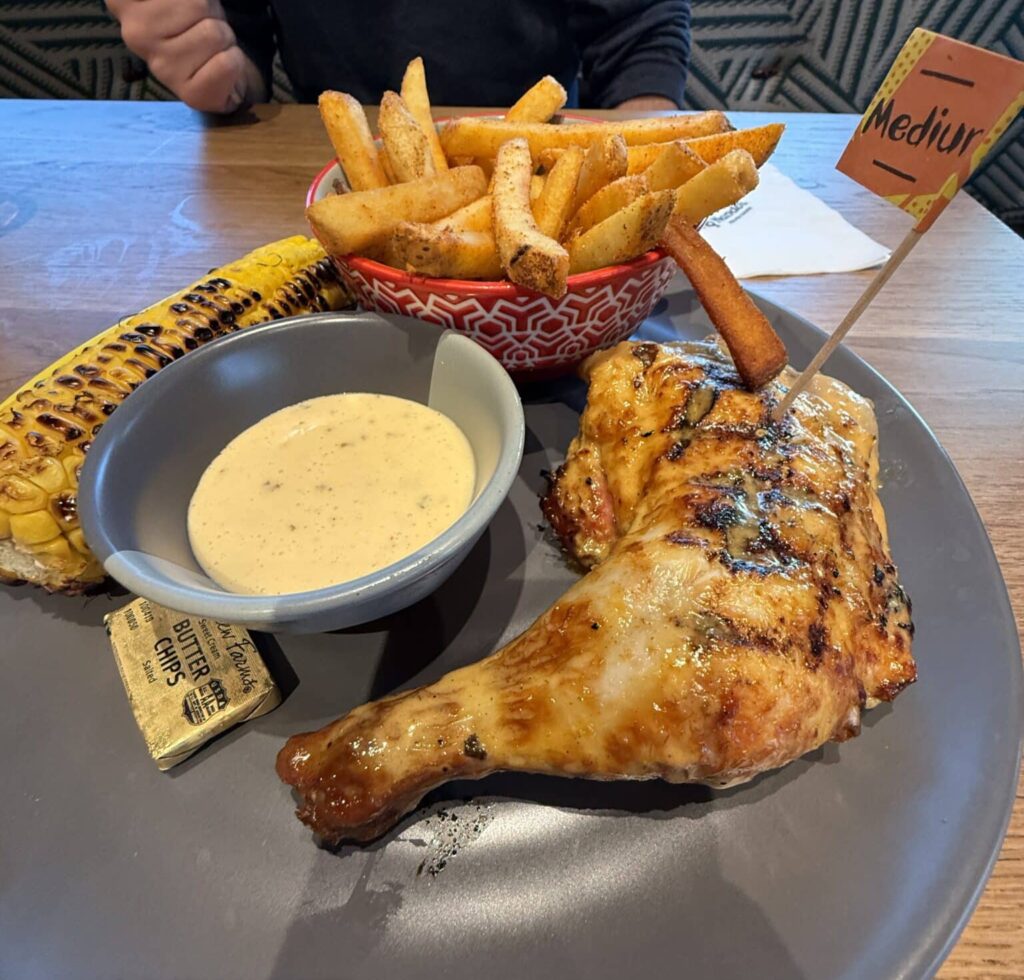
[277, 339, 915, 843]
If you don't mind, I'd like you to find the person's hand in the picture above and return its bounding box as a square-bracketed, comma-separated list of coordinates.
[616, 96, 679, 113]
[106, 0, 266, 113]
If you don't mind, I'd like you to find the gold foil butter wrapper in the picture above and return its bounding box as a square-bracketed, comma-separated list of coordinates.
[104, 597, 280, 770]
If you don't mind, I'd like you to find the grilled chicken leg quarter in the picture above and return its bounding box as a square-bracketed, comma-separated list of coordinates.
[277, 340, 915, 843]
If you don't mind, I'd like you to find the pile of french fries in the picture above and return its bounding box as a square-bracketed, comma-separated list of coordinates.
[306, 57, 785, 302]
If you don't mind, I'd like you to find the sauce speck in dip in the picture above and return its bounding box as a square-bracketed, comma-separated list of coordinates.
[188, 393, 475, 595]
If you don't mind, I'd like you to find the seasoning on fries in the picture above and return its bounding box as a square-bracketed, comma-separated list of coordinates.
[493, 137, 569, 297]
[400, 57, 448, 173]
[433, 195, 493, 233]
[532, 145, 585, 240]
[568, 189, 675, 274]
[564, 174, 648, 240]
[318, 91, 389, 191]
[379, 91, 436, 182]
[440, 111, 731, 158]
[627, 139, 705, 177]
[306, 166, 486, 256]
[642, 141, 707, 190]
[684, 123, 785, 167]
[506, 75, 568, 123]
[673, 149, 760, 225]
[573, 135, 628, 212]
[391, 223, 502, 279]
[308, 55, 789, 385]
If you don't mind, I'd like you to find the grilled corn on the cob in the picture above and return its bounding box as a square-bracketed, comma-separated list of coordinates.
[0, 236, 351, 593]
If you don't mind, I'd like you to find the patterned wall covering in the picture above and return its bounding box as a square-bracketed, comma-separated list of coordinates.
[0, 1, 293, 101]
[0, 0, 1021, 229]
[680, 0, 1024, 230]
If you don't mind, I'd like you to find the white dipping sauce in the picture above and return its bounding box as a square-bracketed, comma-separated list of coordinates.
[188, 393, 475, 595]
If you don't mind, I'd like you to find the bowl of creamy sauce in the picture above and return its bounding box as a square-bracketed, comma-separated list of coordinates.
[79, 311, 524, 632]
[188, 393, 476, 595]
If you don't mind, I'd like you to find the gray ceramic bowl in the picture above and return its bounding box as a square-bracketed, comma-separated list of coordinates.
[79, 311, 525, 633]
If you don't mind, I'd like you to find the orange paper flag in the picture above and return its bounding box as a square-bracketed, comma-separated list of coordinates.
[837, 29, 1024, 230]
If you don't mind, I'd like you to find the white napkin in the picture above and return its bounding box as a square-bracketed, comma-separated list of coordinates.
[700, 164, 890, 279]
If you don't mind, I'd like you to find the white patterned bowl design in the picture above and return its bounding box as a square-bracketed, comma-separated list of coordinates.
[307, 153, 675, 378]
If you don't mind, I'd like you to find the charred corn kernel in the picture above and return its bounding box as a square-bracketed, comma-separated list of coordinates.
[0, 424, 21, 463]
[0, 236, 352, 594]
[62, 451, 85, 487]
[22, 456, 66, 494]
[49, 490, 79, 530]
[26, 536, 75, 565]
[10, 511, 61, 546]
[0, 475, 47, 514]
[24, 431, 64, 458]
[0, 510, 10, 539]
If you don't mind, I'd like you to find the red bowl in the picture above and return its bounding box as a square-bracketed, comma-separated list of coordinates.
[305, 119, 675, 379]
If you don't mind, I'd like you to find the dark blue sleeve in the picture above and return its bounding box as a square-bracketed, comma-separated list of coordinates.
[569, 0, 692, 108]
[220, 0, 276, 92]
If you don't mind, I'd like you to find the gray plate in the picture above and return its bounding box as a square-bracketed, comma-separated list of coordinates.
[1, 282, 1020, 980]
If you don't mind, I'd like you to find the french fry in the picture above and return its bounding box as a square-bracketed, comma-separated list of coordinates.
[318, 91, 389, 191]
[476, 157, 495, 181]
[537, 148, 564, 173]
[379, 146, 397, 184]
[390, 222, 503, 279]
[399, 57, 448, 172]
[492, 138, 569, 297]
[642, 140, 707, 190]
[433, 195, 492, 233]
[685, 123, 785, 167]
[507, 75, 568, 123]
[440, 111, 730, 158]
[568, 189, 675, 274]
[660, 216, 787, 388]
[573, 135, 628, 212]
[379, 91, 436, 182]
[532, 145, 585, 240]
[564, 174, 648, 240]
[376, 234, 403, 269]
[312, 66, 789, 301]
[673, 149, 759, 224]
[627, 142, 668, 174]
[307, 166, 487, 256]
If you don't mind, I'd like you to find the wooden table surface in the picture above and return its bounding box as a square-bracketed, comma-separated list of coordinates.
[1, 101, 1022, 976]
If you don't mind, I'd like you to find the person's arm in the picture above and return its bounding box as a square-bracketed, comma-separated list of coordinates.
[569, 0, 692, 110]
[106, 0, 271, 113]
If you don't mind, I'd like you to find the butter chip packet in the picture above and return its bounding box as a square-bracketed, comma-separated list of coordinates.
[104, 597, 281, 770]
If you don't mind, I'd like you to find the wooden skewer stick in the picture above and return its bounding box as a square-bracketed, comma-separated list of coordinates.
[772, 227, 923, 421]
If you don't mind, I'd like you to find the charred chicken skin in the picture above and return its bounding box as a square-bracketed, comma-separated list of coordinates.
[277, 339, 915, 844]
